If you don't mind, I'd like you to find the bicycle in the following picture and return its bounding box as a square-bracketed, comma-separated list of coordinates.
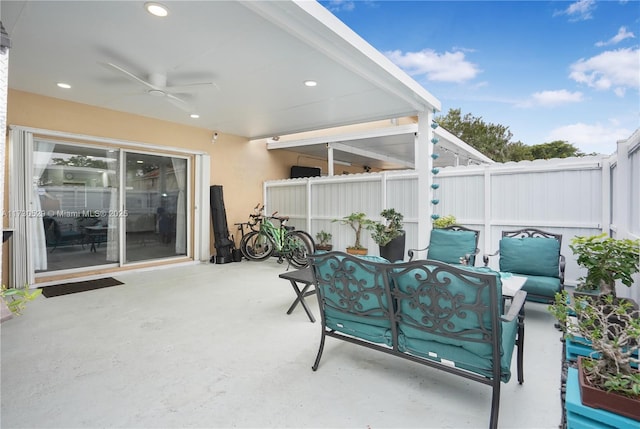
[240, 205, 315, 268]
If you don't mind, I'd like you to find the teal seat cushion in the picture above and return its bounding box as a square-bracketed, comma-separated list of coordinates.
[313, 253, 393, 346]
[427, 229, 477, 265]
[499, 237, 560, 278]
[399, 320, 515, 382]
[521, 274, 561, 301]
[324, 311, 392, 346]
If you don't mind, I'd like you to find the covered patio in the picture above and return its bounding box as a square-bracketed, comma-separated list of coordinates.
[1, 259, 563, 428]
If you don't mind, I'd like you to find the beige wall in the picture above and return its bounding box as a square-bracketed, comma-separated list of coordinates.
[3, 90, 374, 284]
[3, 90, 302, 283]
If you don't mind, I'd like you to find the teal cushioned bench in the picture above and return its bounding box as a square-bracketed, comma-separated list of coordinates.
[309, 251, 526, 429]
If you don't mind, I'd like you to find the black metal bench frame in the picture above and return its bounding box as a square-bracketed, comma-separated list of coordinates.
[309, 251, 526, 429]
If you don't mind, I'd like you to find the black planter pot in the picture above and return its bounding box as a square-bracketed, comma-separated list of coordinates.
[379, 233, 406, 262]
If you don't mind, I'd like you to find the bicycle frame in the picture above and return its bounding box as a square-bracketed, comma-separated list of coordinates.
[260, 217, 290, 253]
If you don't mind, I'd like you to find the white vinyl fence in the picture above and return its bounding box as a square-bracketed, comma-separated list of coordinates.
[265, 129, 640, 302]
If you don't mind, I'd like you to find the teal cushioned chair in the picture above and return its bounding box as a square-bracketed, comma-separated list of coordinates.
[407, 225, 480, 266]
[484, 228, 565, 303]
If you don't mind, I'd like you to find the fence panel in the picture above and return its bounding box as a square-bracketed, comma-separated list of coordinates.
[266, 147, 636, 291]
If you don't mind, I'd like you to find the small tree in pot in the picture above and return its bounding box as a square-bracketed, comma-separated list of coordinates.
[549, 292, 640, 419]
[333, 212, 373, 255]
[370, 208, 405, 261]
[570, 233, 640, 298]
[315, 230, 333, 251]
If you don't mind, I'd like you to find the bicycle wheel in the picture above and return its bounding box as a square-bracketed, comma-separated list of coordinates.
[285, 230, 316, 268]
[241, 231, 274, 261]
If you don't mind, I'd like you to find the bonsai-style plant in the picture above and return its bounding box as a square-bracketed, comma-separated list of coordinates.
[433, 214, 457, 229]
[1, 284, 41, 317]
[370, 209, 405, 261]
[333, 212, 373, 254]
[570, 233, 640, 296]
[370, 209, 404, 246]
[315, 230, 333, 251]
[549, 292, 640, 418]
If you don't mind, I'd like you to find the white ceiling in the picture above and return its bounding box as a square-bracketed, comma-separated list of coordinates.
[2, 1, 491, 170]
[1, 0, 438, 139]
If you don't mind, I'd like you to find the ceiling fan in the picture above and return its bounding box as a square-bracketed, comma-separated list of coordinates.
[103, 62, 216, 112]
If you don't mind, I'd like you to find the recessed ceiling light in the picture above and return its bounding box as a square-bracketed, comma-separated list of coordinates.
[136, 160, 144, 164]
[190, 114, 200, 119]
[304, 80, 317, 87]
[57, 82, 71, 89]
[145, 2, 168, 17]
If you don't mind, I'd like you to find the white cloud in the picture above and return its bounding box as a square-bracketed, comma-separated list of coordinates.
[385, 49, 480, 83]
[546, 122, 632, 154]
[569, 48, 640, 95]
[554, 0, 596, 21]
[526, 90, 584, 107]
[325, 1, 355, 12]
[595, 26, 635, 47]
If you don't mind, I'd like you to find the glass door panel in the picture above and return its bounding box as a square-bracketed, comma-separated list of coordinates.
[35, 142, 120, 273]
[124, 152, 187, 263]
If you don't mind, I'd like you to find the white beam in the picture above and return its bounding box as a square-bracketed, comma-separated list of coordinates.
[330, 142, 414, 168]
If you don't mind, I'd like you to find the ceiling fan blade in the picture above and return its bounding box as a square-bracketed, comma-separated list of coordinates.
[165, 93, 192, 112]
[102, 62, 159, 91]
[166, 82, 218, 91]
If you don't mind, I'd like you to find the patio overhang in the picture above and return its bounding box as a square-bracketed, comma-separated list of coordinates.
[1, 0, 441, 140]
[266, 122, 495, 171]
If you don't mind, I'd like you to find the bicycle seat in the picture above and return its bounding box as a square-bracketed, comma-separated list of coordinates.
[285, 226, 295, 231]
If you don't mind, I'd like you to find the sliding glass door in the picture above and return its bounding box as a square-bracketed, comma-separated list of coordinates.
[35, 142, 120, 272]
[124, 152, 188, 263]
[32, 141, 189, 274]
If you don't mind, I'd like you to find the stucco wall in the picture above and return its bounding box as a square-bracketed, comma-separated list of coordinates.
[4, 90, 305, 282]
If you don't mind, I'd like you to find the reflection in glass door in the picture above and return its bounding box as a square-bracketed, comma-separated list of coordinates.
[124, 152, 188, 263]
[34, 141, 120, 273]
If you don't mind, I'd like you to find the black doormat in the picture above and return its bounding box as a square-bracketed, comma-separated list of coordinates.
[41, 277, 124, 298]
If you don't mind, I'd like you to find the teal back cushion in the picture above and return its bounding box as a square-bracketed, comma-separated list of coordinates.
[499, 237, 560, 278]
[393, 264, 502, 359]
[427, 229, 477, 264]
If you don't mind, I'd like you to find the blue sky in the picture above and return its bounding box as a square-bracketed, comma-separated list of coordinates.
[320, 0, 640, 155]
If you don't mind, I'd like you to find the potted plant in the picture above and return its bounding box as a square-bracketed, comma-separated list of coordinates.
[333, 212, 373, 255]
[315, 230, 333, 251]
[370, 208, 405, 261]
[1, 284, 42, 322]
[433, 214, 457, 229]
[549, 292, 640, 420]
[570, 233, 640, 299]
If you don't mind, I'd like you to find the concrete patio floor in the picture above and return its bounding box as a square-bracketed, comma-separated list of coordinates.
[1, 259, 563, 428]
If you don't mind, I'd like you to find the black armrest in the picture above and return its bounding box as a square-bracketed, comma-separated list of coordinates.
[483, 250, 499, 266]
[559, 254, 566, 284]
[407, 246, 429, 261]
[501, 290, 527, 322]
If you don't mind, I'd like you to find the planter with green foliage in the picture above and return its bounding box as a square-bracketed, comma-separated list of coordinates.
[315, 230, 333, 251]
[333, 212, 373, 254]
[550, 292, 640, 419]
[1, 284, 41, 322]
[570, 233, 640, 297]
[433, 215, 457, 229]
[370, 208, 405, 261]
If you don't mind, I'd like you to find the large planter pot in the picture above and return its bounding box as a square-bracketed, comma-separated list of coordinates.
[346, 247, 367, 256]
[565, 366, 639, 428]
[578, 357, 640, 421]
[379, 234, 406, 262]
